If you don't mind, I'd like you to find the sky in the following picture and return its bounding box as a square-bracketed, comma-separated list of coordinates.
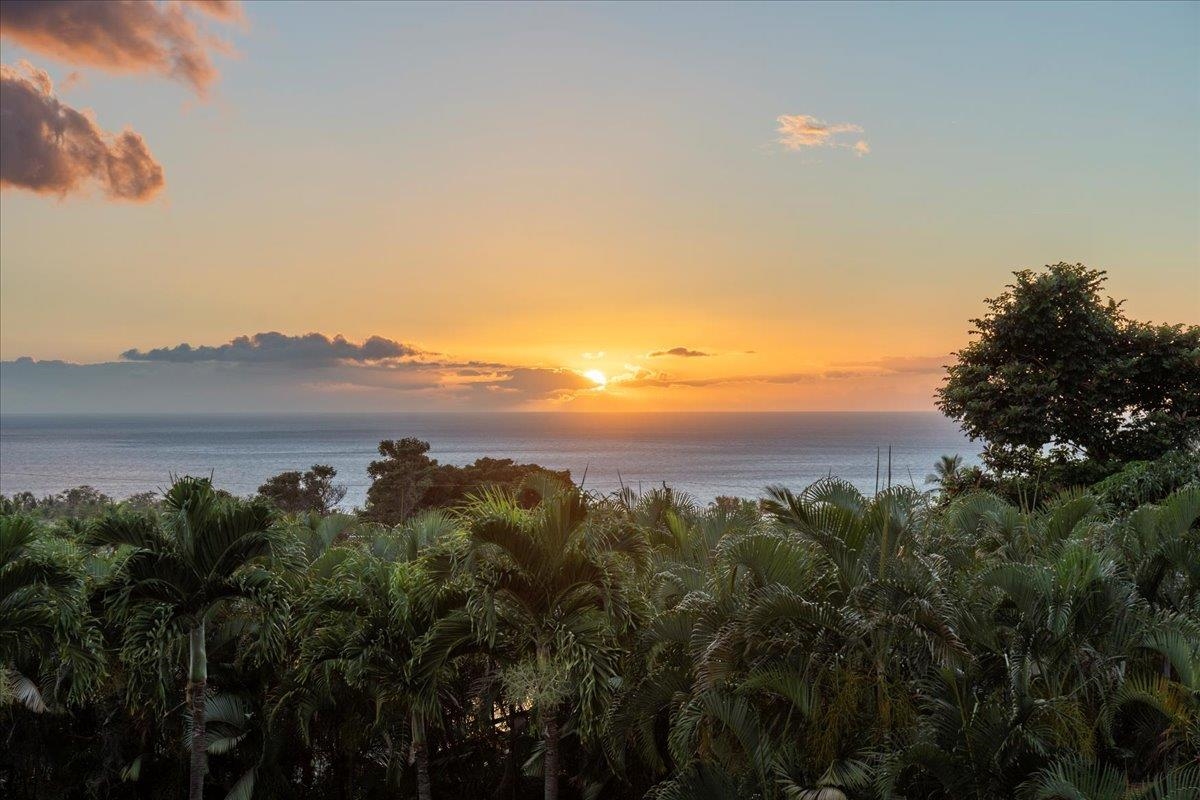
[1, 0, 1197, 413]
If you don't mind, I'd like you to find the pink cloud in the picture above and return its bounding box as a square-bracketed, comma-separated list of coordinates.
[776, 114, 870, 155]
[0, 0, 244, 96]
[0, 61, 164, 201]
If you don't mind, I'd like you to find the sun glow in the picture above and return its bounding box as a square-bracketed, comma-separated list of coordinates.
[584, 369, 607, 388]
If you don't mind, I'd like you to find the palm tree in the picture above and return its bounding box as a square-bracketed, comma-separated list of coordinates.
[457, 486, 645, 800]
[90, 476, 287, 800]
[0, 515, 86, 712]
[291, 511, 465, 800]
[926, 454, 965, 489]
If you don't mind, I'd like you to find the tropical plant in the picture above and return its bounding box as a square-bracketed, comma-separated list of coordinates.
[88, 477, 289, 800]
[0, 515, 96, 712]
[452, 485, 646, 800]
[4, 474, 1198, 800]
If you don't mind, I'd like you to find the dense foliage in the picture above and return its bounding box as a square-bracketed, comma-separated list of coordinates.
[937, 263, 1200, 478]
[257, 465, 347, 516]
[362, 438, 572, 524]
[3, 471, 1198, 800]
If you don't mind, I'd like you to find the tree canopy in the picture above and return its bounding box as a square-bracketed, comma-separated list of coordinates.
[257, 464, 347, 515]
[937, 262, 1200, 474]
[3, 472, 1198, 800]
[363, 438, 572, 525]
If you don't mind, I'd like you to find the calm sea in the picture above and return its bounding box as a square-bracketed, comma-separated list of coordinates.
[0, 412, 980, 507]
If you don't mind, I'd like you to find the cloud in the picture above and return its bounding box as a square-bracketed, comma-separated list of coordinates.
[0, 61, 164, 200]
[776, 114, 869, 155]
[465, 368, 596, 402]
[831, 355, 948, 375]
[188, 0, 246, 23]
[0, 0, 243, 96]
[649, 346, 711, 358]
[615, 355, 949, 390]
[121, 332, 422, 365]
[617, 371, 820, 389]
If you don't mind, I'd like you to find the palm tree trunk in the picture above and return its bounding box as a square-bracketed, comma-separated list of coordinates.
[414, 739, 433, 800]
[542, 706, 559, 800]
[188, 620, 208, 800]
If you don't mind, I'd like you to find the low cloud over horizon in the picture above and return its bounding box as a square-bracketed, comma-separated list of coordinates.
[2, 330, 616, 412]
[121, 331, 422, 365]
[1, 331, 949, 413]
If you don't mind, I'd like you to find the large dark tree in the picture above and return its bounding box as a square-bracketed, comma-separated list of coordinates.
[363, 439, 571, 525]
[938, 262, 1200, 474]
[362, 438, 440, 524]
[257, 464, 347, 515]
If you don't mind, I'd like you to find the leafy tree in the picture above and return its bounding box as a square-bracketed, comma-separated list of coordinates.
[423, 457, 572, 511]
[257, 464, 347, 515]
[938, 263, 1200, 474]
[88, 477, 289, 800]
[363, 438, 571, 524]
[363, 438, 439, 524]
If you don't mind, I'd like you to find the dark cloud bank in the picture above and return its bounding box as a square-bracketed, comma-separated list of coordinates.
[2, 332, 596, 412]
[121, 332, 421, 365]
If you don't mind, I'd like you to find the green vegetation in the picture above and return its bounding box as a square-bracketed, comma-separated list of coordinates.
[938, 262, 1199, 485]
[363, 437, 572, 524]
[2, 473, 1198, 799]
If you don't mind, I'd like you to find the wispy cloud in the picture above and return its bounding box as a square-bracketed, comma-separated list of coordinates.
[615, 354, 947, 389]
[776, 114, 869, 156]
[0, 0, 244, 96]
[830, 355, 948, 375]
[462, 368, 596, 404]
[649, 346, 711, 358]
[121, 332, 421, 365]
[0, 61, 164, 201]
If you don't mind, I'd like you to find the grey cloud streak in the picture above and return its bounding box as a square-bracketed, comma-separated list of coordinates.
[121, 332, 422, 365]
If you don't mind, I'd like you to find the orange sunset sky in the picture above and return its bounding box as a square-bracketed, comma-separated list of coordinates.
[1, 2, 1197, 412]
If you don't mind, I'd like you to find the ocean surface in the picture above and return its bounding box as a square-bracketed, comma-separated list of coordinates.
[0, 412, 981, 507]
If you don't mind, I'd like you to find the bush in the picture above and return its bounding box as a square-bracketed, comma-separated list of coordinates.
[1093, 449, 1200, 513]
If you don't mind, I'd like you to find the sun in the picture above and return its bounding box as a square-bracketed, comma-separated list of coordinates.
[584, 369, 607, 388]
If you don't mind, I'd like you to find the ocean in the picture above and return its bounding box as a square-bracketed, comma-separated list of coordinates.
[0, 412, 980, 507]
